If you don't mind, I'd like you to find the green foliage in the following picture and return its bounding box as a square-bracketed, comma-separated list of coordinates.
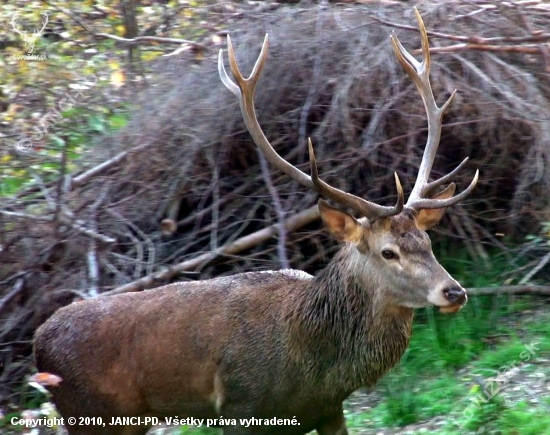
[380, 375, 419, 426]
[461, 390, 507, 431]
[376, 368, 466, 427]
[525, 221, 550, 247]
[471, 340, 531, 371]
[0, 106, 130, 196]
[0, 0, 186, 197]
[179, 426, 219, 434]
[494, 401, 550, 434]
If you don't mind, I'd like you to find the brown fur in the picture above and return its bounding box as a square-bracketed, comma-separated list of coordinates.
[34, 209, 465, 435]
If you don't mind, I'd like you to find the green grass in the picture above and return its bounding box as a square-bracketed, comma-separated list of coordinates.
[178, 426, 219, 434]
[494, 401, 550, 435]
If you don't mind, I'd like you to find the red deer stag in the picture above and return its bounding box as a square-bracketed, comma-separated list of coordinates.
[34, 9, 478, 435]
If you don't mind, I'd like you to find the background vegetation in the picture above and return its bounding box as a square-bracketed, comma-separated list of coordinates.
[1, 0, 549, 433]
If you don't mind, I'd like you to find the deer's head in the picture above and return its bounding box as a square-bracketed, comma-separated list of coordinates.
[219, 8, 478, 314]
[318, 198, 467, 314]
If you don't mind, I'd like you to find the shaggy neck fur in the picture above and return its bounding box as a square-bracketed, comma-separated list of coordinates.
[287, 244, 414, 396]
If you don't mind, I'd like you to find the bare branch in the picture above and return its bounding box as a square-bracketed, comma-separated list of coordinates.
[95, 33, 206, 50]
[0, 278, 25, 316]
[372, 15, 550, 45]
[0, 210, 52, 222]
[71, 143, 153, 188]
[423, 44, 544, 55]
[257, 151, 289, 269]
[519, 250, 550, 285]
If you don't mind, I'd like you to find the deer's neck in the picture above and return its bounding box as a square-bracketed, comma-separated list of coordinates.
[287, 244, 414, 393]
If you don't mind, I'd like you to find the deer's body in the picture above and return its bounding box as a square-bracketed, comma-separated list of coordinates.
[36, 243, 414, 435]
[34, 10, 479, 435]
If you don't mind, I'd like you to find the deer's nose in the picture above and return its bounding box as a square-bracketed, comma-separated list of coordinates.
[443, 287, 466, 305]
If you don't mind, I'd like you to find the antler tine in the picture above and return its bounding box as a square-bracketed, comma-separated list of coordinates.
[407, 170, 479, 210]
[391, 8, 477, 210]
[219, 35, 404, 219]
[424, 157, 468, 196]
[308, 139, 404, 218]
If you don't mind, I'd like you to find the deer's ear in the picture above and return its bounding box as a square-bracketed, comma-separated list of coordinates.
[416, 183, 456, 230]
[318, 199, 363, 243]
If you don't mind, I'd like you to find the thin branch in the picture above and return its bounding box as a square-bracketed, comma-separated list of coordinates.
[422, 44, 543, 55]
[67, 218, 116, 244]
[0, 210, 115, 244]
[257, 151, 289, 269]
[299, 3, 326, 153]
[514, 3, 550, 73]
[95, 33, 206, 49]
[519, 250, 550, 285]
[71, 143, 152, 188]
[110, 225, 143, 279]
[206, 150, 221, 252]
[109, 210, 156, 278]
[0, 210, 52, 222]
[371, 15, 550, 45]
[42, 0, 95, 33]
[0, 278, 25, 315]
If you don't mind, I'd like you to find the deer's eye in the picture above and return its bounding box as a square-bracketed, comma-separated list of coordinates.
[381, 249, 399, 260]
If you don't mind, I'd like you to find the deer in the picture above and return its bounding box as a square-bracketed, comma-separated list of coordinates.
[34, 9, 478, 435]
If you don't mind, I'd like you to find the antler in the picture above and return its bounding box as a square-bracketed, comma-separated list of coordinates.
[219, 35, 403, 219]
[391, 8, 478, 210]
[35, 13, 49, 35]
[11, 13, 26, 37]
